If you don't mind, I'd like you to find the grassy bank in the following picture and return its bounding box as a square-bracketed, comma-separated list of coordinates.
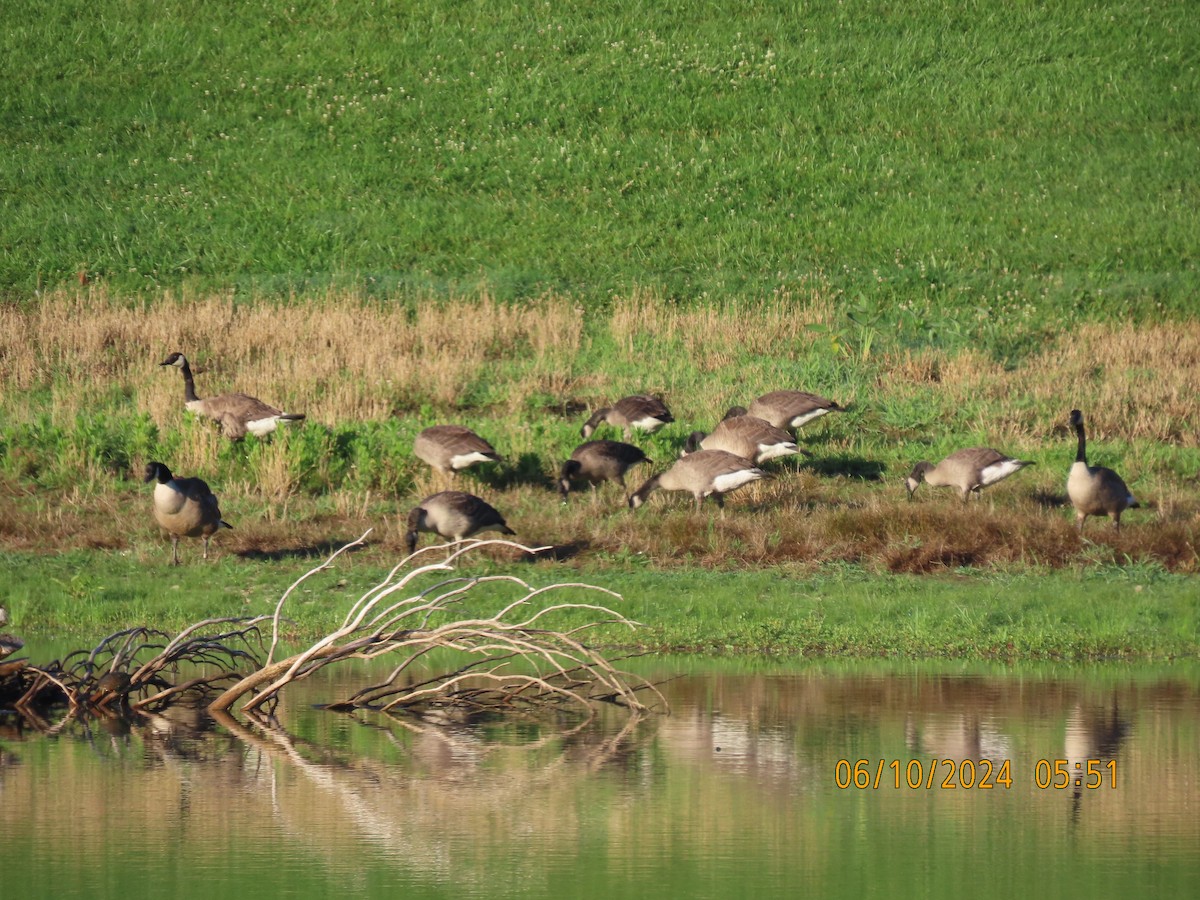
[3, 545, 1196, 661]
[1, 294, 1197, 659]
[3, 1, 1197, 313]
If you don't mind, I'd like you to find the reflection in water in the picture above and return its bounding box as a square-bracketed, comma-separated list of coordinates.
[1065, 698, 1132, 825]
[2, 663, 1198, 899]
[904, 713, 1013, 762]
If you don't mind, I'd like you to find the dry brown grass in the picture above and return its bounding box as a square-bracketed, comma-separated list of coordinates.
[3, 289, 1199, 572]
[0, 286, 583, 425]
[877, 321, 1200, 444]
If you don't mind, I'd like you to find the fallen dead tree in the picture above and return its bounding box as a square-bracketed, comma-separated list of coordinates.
[2, 533, 664, 727]
[209, 534, 665, 719]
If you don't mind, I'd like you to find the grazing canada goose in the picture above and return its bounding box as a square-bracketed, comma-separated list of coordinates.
[0, 606, 23, 661]
[159, 352, 305, 441]
[1067, 409, 1137, 534]
[144, 461, 233, 565]
[683, 415, 806, 464]
[559, 440, 651, 502]
[628, 449, 768, 512]
[405, 490, 516, 554]
[725, 390, 845, 433]
[905, 447, 1036, 503]
[414, 425, 502, 475]
[581, 395, 674, 440]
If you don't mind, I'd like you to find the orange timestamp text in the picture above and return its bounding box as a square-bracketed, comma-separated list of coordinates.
[834, 758, 1118, 790]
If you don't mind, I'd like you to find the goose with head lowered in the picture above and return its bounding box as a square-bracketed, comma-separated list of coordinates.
[628, 449, 768, 513]
[905, 447, 1035, 503]
[404, 490, 515, 555]
[414, 425, 502, 475]
[725, 390, 845, 434]
[1066, 409, 1138, 534]
[559, 439, 650, 503]
[683, 414, 806, 465]
[581, 395, 674, 441]
[159, 352, 305, 441]
[144, 461, 233, 565]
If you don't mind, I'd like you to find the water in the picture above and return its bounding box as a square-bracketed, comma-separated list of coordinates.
[3, 659, 1198, 899]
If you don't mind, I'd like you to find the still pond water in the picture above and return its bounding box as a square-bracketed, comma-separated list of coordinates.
[3, 656, 1198, 899]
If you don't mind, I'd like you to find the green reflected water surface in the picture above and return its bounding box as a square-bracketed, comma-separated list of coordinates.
[3, 659, 1198, 899]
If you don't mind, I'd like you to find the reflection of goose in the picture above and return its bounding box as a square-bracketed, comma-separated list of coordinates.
[1065, 700, 1131, 823]
[904, 714, 1013, 761]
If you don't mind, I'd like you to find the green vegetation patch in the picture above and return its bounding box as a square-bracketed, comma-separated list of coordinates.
[2, 0, 1197, 316]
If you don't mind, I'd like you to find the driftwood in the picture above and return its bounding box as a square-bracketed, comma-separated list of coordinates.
[210, 535, 665, 719]
[1, 534, 665, 728]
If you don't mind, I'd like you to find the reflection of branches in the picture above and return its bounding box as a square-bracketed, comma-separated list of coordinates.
[210, 539, 666, 720]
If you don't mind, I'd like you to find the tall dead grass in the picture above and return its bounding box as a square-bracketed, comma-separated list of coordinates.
[879, 322, 1200, 444]
[0, 287, 583, 427]
[608, 284, 835, 362]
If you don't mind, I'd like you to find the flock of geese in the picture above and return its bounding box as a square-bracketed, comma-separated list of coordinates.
[144, 352, 1139, 565]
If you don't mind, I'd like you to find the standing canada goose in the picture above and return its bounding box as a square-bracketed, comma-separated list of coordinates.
[559, 440, 650, 502]
[413, 425, 502, 475]
[405, 490, 516, 554]
[159, 352, 305, 441]
[683, 415, 806, 464]
[1067, 409, 1138, 533]
[905, 447, 1036, 503]
[628, 449, 768, 512]
[144, 461, 233, 565]
[581, 395, 674, 440]
[725, 390, 845, 433]
[0, 606, 23, 661]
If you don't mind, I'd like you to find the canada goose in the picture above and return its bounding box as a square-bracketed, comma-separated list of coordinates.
[144, 461, 233, 565]
[1067, 409, 1137, 534]
[0, 606, 22, 661]
[405, 490, 516, 554]
[905, 447, 1036, 502]
[581, 395, 674, 440]
[725, 390, 845, 433]
[414, 425, 502, 475]
[683, 415, 806, 464]
[559, 440, 651, 502]
[628, 449, 768, 512]
[159, 352, 305, 441]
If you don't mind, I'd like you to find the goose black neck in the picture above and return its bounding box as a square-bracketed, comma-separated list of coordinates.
[179, 359, 200, 403]
[1073, 420, 1088, 464]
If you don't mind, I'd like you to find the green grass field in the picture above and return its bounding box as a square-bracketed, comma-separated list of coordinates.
[2, 1, 1198, 660]
[3, 0, 1197, 317]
